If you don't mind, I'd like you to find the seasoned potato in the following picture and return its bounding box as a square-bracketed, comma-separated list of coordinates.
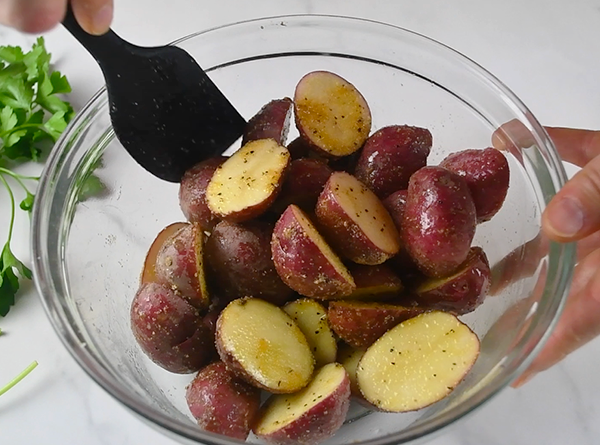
[315, 171, 401, 265]
[328, 300, 426, 348]
[216, 298, 315, 393]
[357, 311, 480, 412]
[130, 282, 213, 373]
[286, 137, 311, 160]
[178, 157, 226, 230]
[346, 263, 404, 300]
[186, 361, 261, 440]
[254, 363, 351, 445]
[283, 299, 337, 367]
[206, 139, 291, 222]
[271, 205, 355, 299]
[355, 125, 432, 198]
[141, 222, 187, 285]
[440, 148, 510, 223]
[273, 158, 333, 213]
[382, 189, 407, 232]
[416, 247, 491, 314]
[337, 343, 366, 398]
[403, 166, 476, 278]
[294, 71, 371, 157]
[154, 223, 209, 309]
[205, 220, 294, 306]
[243, 97, 293, 146]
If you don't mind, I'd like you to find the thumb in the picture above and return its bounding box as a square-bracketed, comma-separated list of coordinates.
[543, 153, 600, 242]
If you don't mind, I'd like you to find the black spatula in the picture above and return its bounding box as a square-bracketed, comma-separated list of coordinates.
[62, 8, 246, 182]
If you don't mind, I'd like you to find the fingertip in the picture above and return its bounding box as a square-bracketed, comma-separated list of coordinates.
[72, 0, 113, 36]
[1, 0, 66, 34]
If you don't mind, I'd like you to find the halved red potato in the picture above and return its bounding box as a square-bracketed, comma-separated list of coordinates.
[286, 137, 311, 160]
[215, 298, 315, 393]
[272, 158, 333, 213]
[294, 71, 371, 157]
[346, 263, 404, 300]
[186, 361, 261, 440]
[254, 363, 351, 445]
[357, 311, 480, 412]
[337, 343, 366, 398]
[315, 171, 401, 265]
[154, 223, 209, 309]
[130, 282, 213, 373]
[205, 220, 294, 306]
[206, 139, 291, 222]
[283, 298, 337, 367]
[141, 222, 187, 285]
[403, 166, 476, 278]
[416, 247, 491, 315]
[243, 97, 294, 146]
[271, 205, 355, 299]
[440, 148, 510, 223]
[178, 156, 226, 230]
[354, 125, 432, 199]
[328, 300, 426, 348]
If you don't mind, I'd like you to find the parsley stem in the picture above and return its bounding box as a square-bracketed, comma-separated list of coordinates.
[0, 168, 37, 195]
[0, 361, 38, 397]
[0, 173, 16, 244]
[0, 123, 52, 140]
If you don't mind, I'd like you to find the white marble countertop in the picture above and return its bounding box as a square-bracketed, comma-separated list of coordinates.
[1, 1, 600, 444]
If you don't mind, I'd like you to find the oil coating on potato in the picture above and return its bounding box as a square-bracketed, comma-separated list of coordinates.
[271, 204, 356, 299]
[154, 223, 209, 309]
[242, 97, 294, 146]
[357, 311, 480, 412]
[403, 166, 477, 278]
[186, 361, 261, 440]
[416, 247, 491, 314]
[130, 282, 214, 374]
[440, 147, 510, 223]
[216, 298, 315, 393]
[294, 71, 372, 157]
[354, 125, 432, 199]
[315, 171, 401, 265]
[254, 363, 351, 445]
[206, 139, 291, 222]
[327, 300, 426, 348]
[205, 220, 294, 306]
[178, 156, 226, 230]
[141, 222, 187, 285]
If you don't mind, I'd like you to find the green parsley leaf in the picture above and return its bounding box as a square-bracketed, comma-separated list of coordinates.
[78, 174, 106, 202]
[19, 192, 34, 214]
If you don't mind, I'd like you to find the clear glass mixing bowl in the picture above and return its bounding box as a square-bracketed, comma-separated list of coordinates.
[32, 14, 574, 445]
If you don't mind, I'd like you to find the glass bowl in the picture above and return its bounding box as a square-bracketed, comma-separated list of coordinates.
[32, 14, 574, 445]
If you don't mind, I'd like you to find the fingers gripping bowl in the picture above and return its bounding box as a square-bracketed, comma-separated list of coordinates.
[32, 15, 574, 445]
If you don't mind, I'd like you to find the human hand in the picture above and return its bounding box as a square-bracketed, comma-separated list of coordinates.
[495, 125, 600, 386]
[0, 0, 113, 35]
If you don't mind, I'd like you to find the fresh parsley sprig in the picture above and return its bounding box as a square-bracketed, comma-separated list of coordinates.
[0, 37, 74, 317]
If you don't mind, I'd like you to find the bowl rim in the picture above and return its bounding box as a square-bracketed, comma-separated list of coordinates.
[32, 13, 574, 445]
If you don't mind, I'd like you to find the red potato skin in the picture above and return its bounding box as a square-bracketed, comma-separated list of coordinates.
[354, 126, 432, 199]
[382, 189, 407, 232]
[205, 220, 294, 306]
[255, 372, 351, 445]
[140, 222, 188, 285]
[130, 282, 213, 374]
[155, 223, 207, 309]
[440, 148, 510, 223]
[243, 98, 294, 146]
[273, 158, 333, 213]
[403, 166, 477, 278]
[327, 301, 426, 348]
[417, 247, 491, 315]
[271, 205, 355, 299]
[179, 157, 226, 230]
[186, 361, 261, 440]
[286, 137, 311, 160]
[315, 173, 401, 265]
[347, 263, 404, 300]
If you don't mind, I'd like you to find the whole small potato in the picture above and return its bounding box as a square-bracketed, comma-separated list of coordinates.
[440, 147, 510, 223]
[205, 220, 294, 306]
[403, 166, 476, 278]
[186, 361, 261, 440]
[354, 125, 432, 199]
[179, 157, 226, 230]
[130, 282, 213, 373]
[273, 158, 333, 213]
[382, 189, 407, 232]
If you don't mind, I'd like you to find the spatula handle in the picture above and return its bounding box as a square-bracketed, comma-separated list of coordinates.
[62, 5, 134, 66]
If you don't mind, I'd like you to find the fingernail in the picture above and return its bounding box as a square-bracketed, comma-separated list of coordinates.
[90, 4, 113, 35]
[547, 196, 584, 238]
[512, 372, 537, 389]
